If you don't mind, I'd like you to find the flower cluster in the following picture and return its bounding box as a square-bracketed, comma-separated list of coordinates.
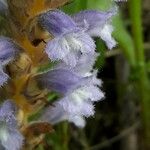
[37, 9, 116, 127]
[0, 0, 116, 149]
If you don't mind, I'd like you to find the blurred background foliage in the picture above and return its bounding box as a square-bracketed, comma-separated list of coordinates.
[38, 0, 150, 150]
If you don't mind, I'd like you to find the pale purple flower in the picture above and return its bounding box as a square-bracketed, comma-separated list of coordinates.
[40, 103, 86, 128]
[40, 72, 104, 126]
[56, 53, 99, 76]
[0, 37, 21, 86]
[37, 68, 104, 119]
[56, 73, 104, 117]
[57, 97, 95, 117]
[37, 68, 88, 94]
[39, 10, 96, 67]
[0, 100, 24, 150]
[73, 7, 117, 49]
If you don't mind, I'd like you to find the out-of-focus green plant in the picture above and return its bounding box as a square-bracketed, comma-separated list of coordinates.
[88, 0, 150, 149]
[129, 0, 150, 149]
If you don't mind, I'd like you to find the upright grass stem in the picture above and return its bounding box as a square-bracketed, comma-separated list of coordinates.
[129, 0, 150, 148]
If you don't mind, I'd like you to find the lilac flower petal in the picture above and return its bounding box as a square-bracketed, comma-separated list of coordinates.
[73, 8, 117, 49]
[53, 73, 103, 117]
[73, 7, 117, 31]
[78, 85, 104, 102]
[45, 36, 70, 61]
[39, 71, 103, 126]
[45, 31, 95, 67]
[56, 53, 98, 75]
[1, 130, 24, 150]
[0, 37, 22, 86]
[96, 24, 116, 49]
[84, 70, 102, 86]
[37, 69, 84, 94]
[37, 67, 103, 117]
[76, 32, 96, 54]
[68, 115, 86, 128]
[0, 69, 9, 86]
[40, 103, 86, 128]
[0, 37, 20, 66]
[58, 96, 95, 117]
[73, 53, 98, 75]
[63, 51, 78, 67]
[0, 100, 17, 129]
[40, 103, 67, 124]
[39, 10, 77, 36]
[0, 100, 24, 150]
